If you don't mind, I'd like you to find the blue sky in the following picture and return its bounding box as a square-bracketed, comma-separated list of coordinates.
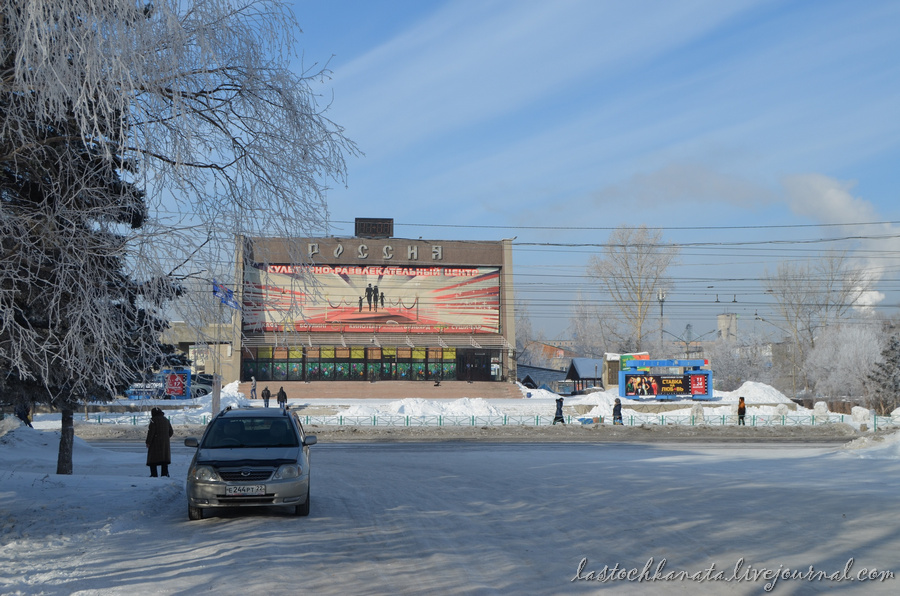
[289, 0, 900, 339]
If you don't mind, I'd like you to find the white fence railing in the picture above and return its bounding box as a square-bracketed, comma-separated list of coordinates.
[82, 412, 900, 430]
[291, 413, 900, 430]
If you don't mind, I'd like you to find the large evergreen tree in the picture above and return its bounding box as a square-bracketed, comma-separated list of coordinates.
[0, 50, 185, 472]
[2, 1, 354, 473]
[866, 333, 900, 415]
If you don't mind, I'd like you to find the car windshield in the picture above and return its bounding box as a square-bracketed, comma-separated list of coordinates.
[202, 417, 299, 448]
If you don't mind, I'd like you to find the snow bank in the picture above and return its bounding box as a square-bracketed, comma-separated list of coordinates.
[717, 381, 794, 404]
[344, 397, 504, 417]
[843, 430, 900, 458]
[515, 383, 560, 400]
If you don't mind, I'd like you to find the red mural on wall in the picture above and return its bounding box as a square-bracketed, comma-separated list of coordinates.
[242, 264, 501, 334]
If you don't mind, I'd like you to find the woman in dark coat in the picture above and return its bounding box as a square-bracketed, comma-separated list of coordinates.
[146, 407, 174, 477]
[613, 398, 623, 425]
[737, 396, 746, 426]
[552, 397, 565, 425]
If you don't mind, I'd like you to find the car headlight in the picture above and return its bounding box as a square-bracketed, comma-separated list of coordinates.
[274, 464, 301, 479]
[190, 465, 221, 482]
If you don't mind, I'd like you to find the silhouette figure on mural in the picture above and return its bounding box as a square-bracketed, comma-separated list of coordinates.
[359, 296, 363, 312]
[365, 283, 374, 310]
[380, 292, 385, 308]
[372, 285, 379, 311]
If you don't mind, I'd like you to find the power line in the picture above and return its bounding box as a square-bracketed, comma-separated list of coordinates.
[332, 219, 900, 232]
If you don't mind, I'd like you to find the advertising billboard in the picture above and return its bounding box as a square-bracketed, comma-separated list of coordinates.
[163, 371, 190, 399]
[623, 373, 709, 398]
[242, 263, 501, 334]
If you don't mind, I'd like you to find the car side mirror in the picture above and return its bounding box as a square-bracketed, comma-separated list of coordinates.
[184, 437, 199, 448]
[303, 435, 317, 446]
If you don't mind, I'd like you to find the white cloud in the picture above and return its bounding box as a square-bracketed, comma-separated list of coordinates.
[782, 173, 900, 310]
[591, 163, 777, 207]
[782, 174, 879, 223]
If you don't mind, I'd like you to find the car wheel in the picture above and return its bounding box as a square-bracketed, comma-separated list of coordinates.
[294, 486, 310, 517]
[188, 504, 204, 520]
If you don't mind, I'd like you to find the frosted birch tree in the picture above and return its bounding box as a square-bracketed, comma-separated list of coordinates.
[803, 323, 883, 400]
[1, 0, 356, 472]
[585, 225, 678, 352]
[762, 253, 872, 392]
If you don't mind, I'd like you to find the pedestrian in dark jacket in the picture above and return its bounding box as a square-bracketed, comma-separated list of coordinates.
[737, 396, 746, 426]
[553, 397, 566, 425]
[261, 386, 271, 408]
[146, 407, 174, 477]
[277, 386, 287, 410]
[613, 398, 623, 425]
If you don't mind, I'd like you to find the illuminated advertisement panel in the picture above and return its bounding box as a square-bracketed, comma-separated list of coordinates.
[243, 263, 500, 333]
[623, 374, 707, 397]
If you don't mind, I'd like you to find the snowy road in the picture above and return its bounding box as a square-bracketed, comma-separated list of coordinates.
[4, 439, 900, 595]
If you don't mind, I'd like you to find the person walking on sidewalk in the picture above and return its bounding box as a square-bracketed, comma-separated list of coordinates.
[277, 386, 288, 410]
[553, 397, 566, 425]
[146, 407, 173, 477]
[261, 386, 271, 408]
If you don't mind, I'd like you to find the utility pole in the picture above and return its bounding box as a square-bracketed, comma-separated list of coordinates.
[657, 289, 666, 356]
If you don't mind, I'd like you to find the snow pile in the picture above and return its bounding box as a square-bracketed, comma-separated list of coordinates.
[691, 403, 705, 424]
[813, 401, 830, 424]
[852, 406, 872, 424]
[192, 380, 249, 411]
[515, 383, 560, 399]
[717, 381, 794, 404]
[0, 415, 18, 438]
[0, 418, 140, 474]
[343, 397, 504, 417]
[843, 431, 900, 458]
[23, 381, 249, 430]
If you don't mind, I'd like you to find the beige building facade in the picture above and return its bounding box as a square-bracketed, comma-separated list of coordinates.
[226, 232, 516, 385]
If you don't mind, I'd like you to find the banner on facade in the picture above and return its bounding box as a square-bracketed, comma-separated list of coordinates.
[242, 264, 501, 333]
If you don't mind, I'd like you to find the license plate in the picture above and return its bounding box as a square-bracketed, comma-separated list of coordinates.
[226, 484, 265, 496]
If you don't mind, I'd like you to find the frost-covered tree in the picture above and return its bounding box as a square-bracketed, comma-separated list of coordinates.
[1, 0, 355, 473]
[805, 323, 883, 402]
[586, 225, 678, 352]
[762, 253, 872, 391]
[865, 333, 900, 415]
[515, 297, 535, 354]
[706, 334, 775, 392]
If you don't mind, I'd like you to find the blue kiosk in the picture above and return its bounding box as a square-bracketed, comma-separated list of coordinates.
[618, 359, 714, 401]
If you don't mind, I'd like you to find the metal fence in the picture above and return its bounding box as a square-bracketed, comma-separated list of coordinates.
[292, 413, 900, 430]
[82, 412, 900, 430]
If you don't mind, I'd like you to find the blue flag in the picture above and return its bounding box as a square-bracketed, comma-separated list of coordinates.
[212, 279, 241, 310]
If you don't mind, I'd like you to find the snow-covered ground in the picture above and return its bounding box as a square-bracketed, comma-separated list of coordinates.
[2, 411, 900, 594]
[22, 380, 897, 431]
[3, 380, 898, 594]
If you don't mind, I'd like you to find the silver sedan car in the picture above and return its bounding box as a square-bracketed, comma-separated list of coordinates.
[184, 406, 316, 520]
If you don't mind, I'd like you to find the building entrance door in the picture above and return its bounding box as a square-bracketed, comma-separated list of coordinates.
[460, 351, 492, 382]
